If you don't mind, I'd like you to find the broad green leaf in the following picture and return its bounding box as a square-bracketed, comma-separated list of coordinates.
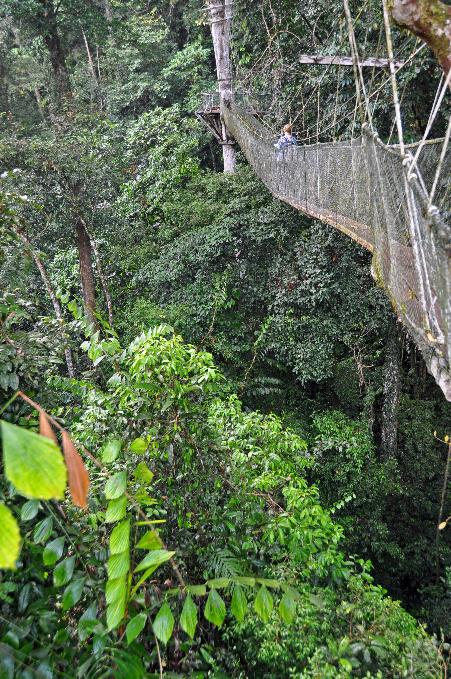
[18, 583, 31, 611]
[126, 612, 147, 644]
[204, 589, 226, 628]
[180, 594, 197, 639]
[109, 520, 130, 555]
[53, 556, 76, 587]
[62, 578, 85, 611]
[43, 536, 65, 566]
[20, 500, 40, 522]
[254, 585, 273, 623]
[35, 663, 52, 679]
[0, 503, 20, 569]
[234, 576, 256, 587]
[33, 517, 53, 544]
[105, 576, 127, 605]
[152, 602, 174, 644]
[284, 586, 300, 601]
[105, 496, 127, 523]
[207, 578, 230, 589]
[107, 551, 130, 579]
[231, 584, 247, 623]
[104, 472, 126, 500]
[278, 590, 296, 624]
[4, 629, 19, 648]
[78, 603, 98, 641]
[134, 462, 154, 483]
[54, 629, 69, 644]
[130, 438, 147, 454]
[129, 566, 160, 598]
[1, 421, 67, 499]
[134, 549, 175, 573]
[101, 440, 121, 464]
[136, 531, 162, 550]
[255, 578, 280, 589]
[309, 593, 326, 610]
[107, 595, 126, 631]
[187, 584, 207, 596]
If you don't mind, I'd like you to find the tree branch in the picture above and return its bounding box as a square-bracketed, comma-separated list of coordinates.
[390, 0, 451, 76]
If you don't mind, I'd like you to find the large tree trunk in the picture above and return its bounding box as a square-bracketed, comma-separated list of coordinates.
[208, 1, 236, 173]
[380, 318, 402, 459]
[40, 0, 72, 105]
[390, 0, 451, 76]
[75, 217, 97, 325]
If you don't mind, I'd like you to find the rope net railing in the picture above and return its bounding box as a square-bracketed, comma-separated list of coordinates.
[222, 102, 451, 400]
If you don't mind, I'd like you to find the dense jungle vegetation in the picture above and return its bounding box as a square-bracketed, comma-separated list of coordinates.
[0, 0, 450, 676]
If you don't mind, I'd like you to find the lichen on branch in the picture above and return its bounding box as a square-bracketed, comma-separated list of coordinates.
[390, 0, 451, 75]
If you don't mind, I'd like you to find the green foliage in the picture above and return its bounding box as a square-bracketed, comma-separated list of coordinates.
[0, 503, 20, 569]
[0, 416, 73, 570]
[1, 420, 67, 500]
[228, 572, 443, 678]
[0, 0, 449, 673]
[0, 327, 445, 675]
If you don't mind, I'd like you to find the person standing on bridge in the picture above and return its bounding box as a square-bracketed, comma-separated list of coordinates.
[275, 123, 297, 161]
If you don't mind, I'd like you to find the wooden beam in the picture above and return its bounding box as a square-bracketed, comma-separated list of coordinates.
[298, 54, 404, 68]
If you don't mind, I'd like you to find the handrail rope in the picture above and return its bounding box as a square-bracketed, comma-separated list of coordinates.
[381, 0, 405, 153]
[343, 0, 363, 132]
[345, 0, 376, 131]
[382, 0, 440, 339]
[429, 114, 451, 208]
[407, 70, 451, 179]
[386, 43, 419, 145]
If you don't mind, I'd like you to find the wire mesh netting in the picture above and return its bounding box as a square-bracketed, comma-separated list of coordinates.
[223, 102, 451, 399]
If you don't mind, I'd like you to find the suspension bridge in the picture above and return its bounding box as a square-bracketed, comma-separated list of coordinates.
[199, 1, 451, 400]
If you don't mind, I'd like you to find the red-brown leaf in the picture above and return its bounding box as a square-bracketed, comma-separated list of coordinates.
[62, 431, 89, 509]
[39, 412, 58, 445]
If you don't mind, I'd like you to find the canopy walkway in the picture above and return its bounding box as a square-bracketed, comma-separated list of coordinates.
[203, 0, 451, 400]
[220, 102, 451, 399]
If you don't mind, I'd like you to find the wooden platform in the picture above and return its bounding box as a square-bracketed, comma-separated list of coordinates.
[195, 107, 234, 145]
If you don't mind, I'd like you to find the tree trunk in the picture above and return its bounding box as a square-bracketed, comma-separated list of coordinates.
[380, 318, 402, 459]
[40, 0, 72, 105]
[83, 223, 114, 328]
[208, 0, 236, 173]
[81, 27, 99, 86]
[75, 217, 97, 325]
[33, 86, 46, 122]
[390, 0, 451, 76]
